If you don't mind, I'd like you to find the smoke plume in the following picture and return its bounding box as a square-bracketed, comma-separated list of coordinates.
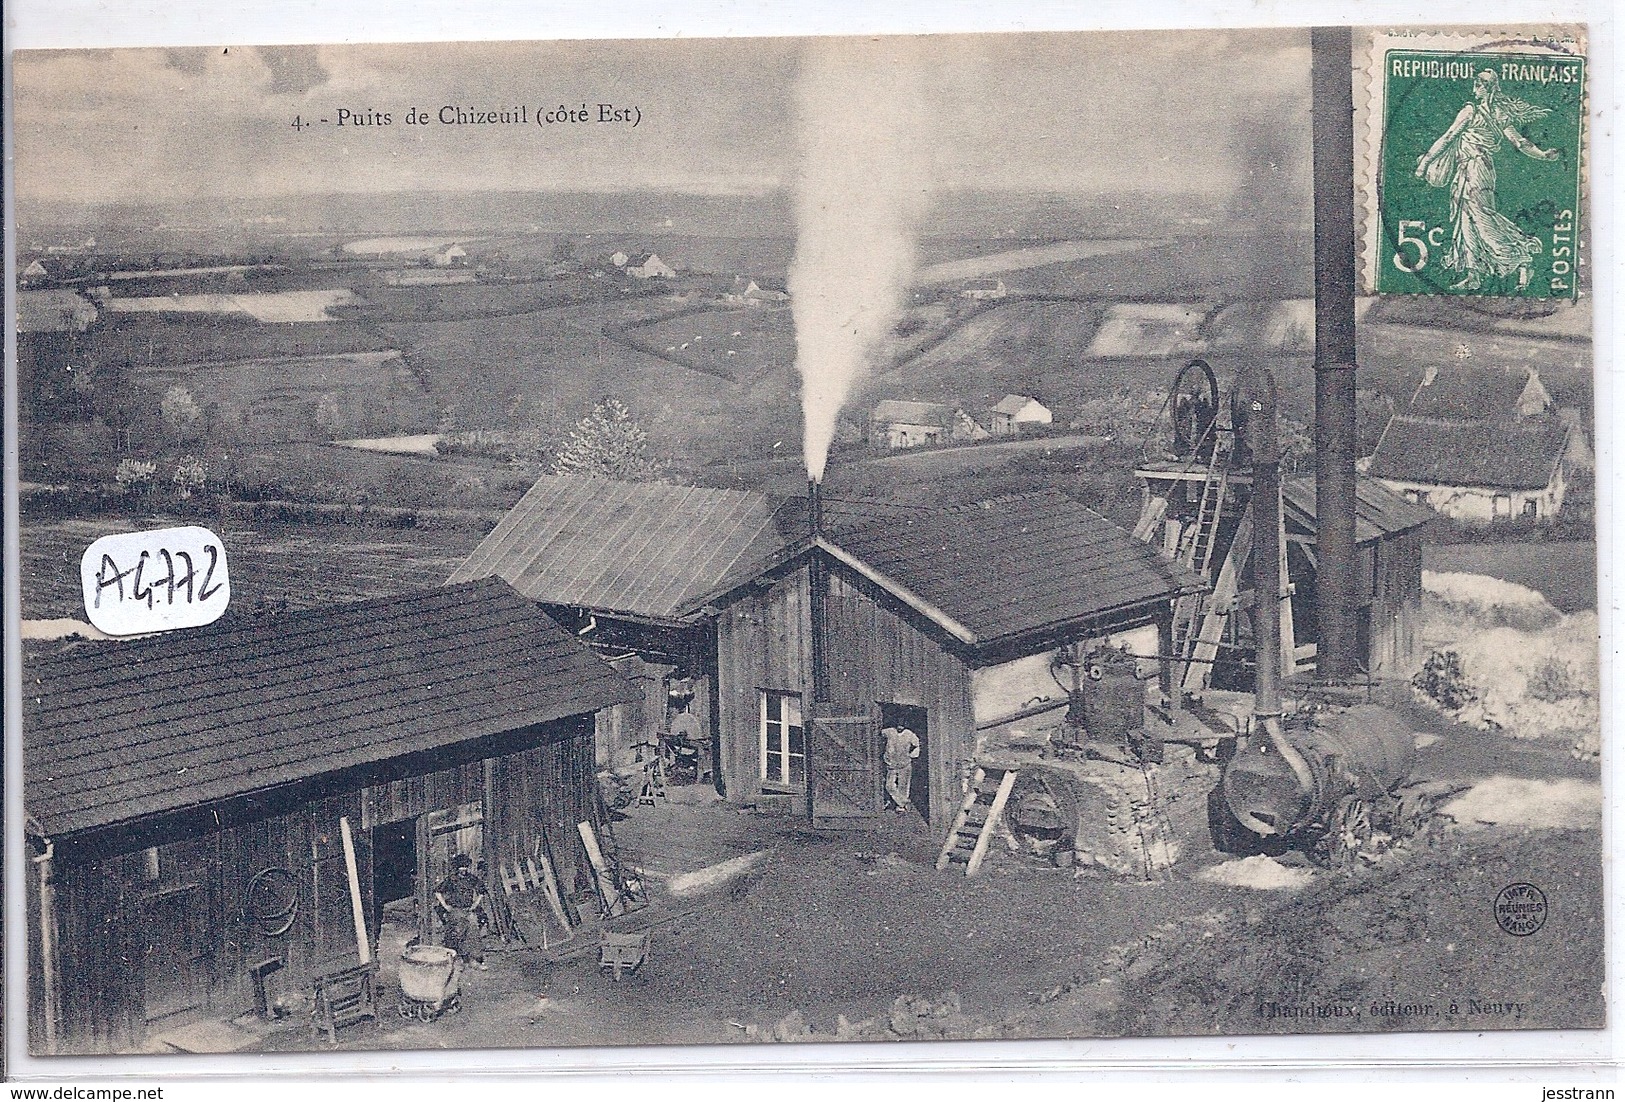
[789, 40, 930, 482]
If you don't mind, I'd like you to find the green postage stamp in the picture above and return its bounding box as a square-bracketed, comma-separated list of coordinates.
[1362, 30, 1586, 300]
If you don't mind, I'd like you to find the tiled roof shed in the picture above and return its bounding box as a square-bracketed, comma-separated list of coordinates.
[718, 491, 1201, 652]
[448, 475, 785, 623]
[23, 578, 635, 839]
[1367, 415, 1571, 491]
[1281, 475, 1435, 544]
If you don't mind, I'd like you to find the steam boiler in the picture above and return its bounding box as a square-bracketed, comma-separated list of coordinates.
[1210, 702, 1455, 866]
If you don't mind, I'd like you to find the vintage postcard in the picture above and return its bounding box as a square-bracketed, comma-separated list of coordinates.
[7, 24, 1603, 1062]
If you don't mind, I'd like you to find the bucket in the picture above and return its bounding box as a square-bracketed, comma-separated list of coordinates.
[399, 943, 459, 1003]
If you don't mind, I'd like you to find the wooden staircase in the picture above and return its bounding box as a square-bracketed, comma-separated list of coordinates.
[936, 767, 1018, 877]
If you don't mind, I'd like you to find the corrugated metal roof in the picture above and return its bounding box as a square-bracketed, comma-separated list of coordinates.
[1281, 475, 1435, 544]
[448, 475, 784, 621]
[1366, 415, 1569, 491]
[23, 579, 635, 838]
[824, 491, 1199, 647]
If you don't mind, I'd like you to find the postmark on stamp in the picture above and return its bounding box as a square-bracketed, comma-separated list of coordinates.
[1359, 29, 1586, 301]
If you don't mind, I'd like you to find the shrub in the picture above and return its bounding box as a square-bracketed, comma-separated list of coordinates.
[1526, 655, 1579, 703]
[114, 458, 156, 489]
[1413, 650, 1478, 711]
[172, 455, 208, 501]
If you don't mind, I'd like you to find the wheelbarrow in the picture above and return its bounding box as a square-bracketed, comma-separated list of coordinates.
[397, 943, 463, 1021]
[598, 929, 651, 981]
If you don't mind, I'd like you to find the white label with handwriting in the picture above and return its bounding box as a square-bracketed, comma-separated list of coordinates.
[80, 526, 230, 635]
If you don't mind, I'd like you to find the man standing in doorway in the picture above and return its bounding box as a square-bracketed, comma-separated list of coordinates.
[883, 721, 921, 814]
[434, 853, 489, 970]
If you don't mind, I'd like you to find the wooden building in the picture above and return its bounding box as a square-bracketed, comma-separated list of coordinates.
[22, 579, 632, 1054]
[689, 491, 1200, 830]
[447, 475, 789, 771]
[1279, 475, 1433, 682]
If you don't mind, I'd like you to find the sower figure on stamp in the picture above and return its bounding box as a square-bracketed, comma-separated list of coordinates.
[434, 853, 490, 970]
[882, 722, 921, 814]
[1414, 69, 1562, 291]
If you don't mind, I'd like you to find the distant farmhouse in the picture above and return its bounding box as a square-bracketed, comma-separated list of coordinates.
[1366, 366, 1587, 524]
[21, 258, 53, 286]
[870, 400, 989, 449]
[960, 278, 1006, 301]
[988, 394, 1052, 436]
[432, 243, 468, 267]
[626, 253, 675, 279]
[724, 278, 789, 307]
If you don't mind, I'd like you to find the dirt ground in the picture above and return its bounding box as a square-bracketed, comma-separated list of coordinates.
[247, 696, 1602, 1055]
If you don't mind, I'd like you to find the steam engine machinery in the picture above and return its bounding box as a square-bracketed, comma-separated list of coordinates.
[1188, 361, 1459, 866]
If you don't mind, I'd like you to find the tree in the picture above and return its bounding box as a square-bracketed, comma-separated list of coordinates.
[550, 398, 667, 481]
[160, 385, 201, 445]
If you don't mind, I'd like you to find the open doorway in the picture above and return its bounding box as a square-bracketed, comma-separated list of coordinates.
[369, 817, 417, 941]
[879, 703, 929, 820]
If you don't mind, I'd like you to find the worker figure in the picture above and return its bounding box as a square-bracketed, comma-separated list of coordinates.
[666, 698, 710, 784]
[882, 722, 921, 813]
[433, 853, 489, 970]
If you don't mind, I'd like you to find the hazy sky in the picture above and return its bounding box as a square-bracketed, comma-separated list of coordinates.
[13, 29, 1311, 207]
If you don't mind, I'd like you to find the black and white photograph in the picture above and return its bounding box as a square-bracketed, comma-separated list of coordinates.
[6, 17, 1605, 1064]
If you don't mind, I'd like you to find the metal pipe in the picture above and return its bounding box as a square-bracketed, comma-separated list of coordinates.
[1312, 24, 1361, 679]
[1236, 363, 1317, 812]
[807, 479, 828, 705]
[31, 833, 59, 1054]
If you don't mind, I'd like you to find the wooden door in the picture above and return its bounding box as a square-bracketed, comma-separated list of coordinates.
[139, 885, 211, 1023]
[808, 708, 881, 826]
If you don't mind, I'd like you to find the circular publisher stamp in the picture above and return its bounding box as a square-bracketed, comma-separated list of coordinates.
[1495, 882, 1548, 936]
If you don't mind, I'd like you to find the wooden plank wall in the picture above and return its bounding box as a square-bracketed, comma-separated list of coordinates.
[484, 717, 597, 899]
[712, 560, 976, 829]
[715, 566, 812, 806]
[1368, 528, 1424, 681]
[824, 569, 976, 830]
[38, 719, 597, 1055]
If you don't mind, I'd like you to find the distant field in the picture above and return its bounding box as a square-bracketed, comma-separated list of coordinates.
[917, 239, 1158, 285]
[138, 350, 436, 442]
[84, 315, 395, 366]
[1424, 541, 1597, 613]
[353, 277, 633, 323]
[19, 515, 486, 621]
[385, 296, 803, 464]
[104, 289, 357, 322]
[615, 305, 793, 382]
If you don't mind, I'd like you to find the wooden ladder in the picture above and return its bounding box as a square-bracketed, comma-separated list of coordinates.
[936, 767, 1018, 877]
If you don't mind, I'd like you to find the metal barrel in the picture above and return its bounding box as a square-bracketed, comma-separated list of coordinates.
[1223, 704, 1415, 837]
[1299, 704, 1416, 797]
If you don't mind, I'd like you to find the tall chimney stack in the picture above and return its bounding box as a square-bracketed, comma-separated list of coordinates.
[1311, 25, 1361, 679]
[807, 479, 829, 705]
